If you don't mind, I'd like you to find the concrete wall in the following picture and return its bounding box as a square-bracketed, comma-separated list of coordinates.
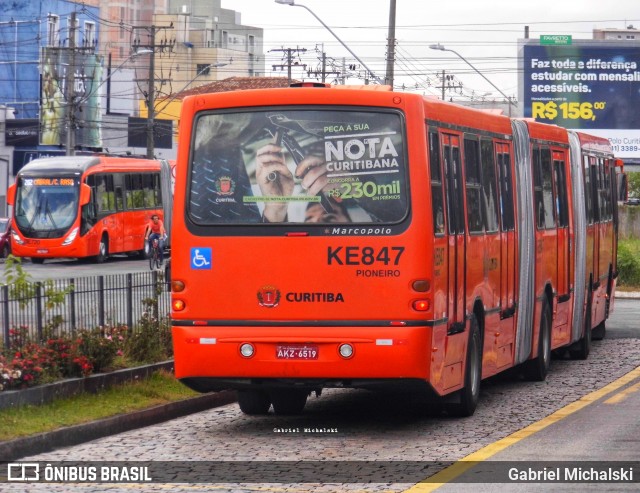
[619, 205, 640, 239]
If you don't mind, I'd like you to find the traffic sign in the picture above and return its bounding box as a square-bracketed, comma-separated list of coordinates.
[540, 35, 572, 45]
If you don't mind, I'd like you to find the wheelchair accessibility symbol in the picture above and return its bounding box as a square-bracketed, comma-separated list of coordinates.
[191, 248, 212, 269]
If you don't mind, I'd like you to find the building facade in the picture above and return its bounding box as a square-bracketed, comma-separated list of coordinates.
[0, 0, 265, 194]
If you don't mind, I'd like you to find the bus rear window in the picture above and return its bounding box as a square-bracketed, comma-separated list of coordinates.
[188, 108, 408, 225]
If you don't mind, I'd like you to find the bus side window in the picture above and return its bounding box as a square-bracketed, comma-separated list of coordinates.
[481, 139, 499, 233]
[142, 173, 155, 208]
[553, 158, 569, 227]
[464, 137, 483, 233]
[429, 131, 445, 235]
[532, 147, 545, 229]
[114, 172, 124, 211]
[583, 155, 594, 225]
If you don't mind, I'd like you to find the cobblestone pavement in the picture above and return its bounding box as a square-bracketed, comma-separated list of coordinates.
[3, 333, 640, 493]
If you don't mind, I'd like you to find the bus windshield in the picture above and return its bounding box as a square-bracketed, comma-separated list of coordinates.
[188, 108, 408, 225]
[14, 177, 79, 236]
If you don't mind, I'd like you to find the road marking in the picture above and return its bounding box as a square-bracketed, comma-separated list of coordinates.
[403, 365, 640, 492]
[604, 381, 640, 404]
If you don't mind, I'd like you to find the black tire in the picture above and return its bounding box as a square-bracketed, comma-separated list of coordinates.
[31, 257, 45, 264]
[569, 296, 591, 360]
[592, 321, 606, 341]
[149, 251, 155, 270]
[446, 314, 482, 417]
[2, 244, 9, 258]
[95, 235, 108, 263]
[270, 389, 308, 415]
[524, 297, 552, 381]
[237, 390, 271, 415]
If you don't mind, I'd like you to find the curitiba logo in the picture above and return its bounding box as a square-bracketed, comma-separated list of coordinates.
[258, 286, 281, 308]
[215, 176, 235, 195]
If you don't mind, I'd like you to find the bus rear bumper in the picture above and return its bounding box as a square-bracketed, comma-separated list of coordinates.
[172, 324, 433, 393]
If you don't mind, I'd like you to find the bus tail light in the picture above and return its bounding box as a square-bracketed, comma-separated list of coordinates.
[412, 299, 430, 311]
[240, 343, 255, 358]
[62, 227, 79, 246]
[412, 279, 431, 292]
[172, 299, 186, 311]
[172, 280, 185, 292]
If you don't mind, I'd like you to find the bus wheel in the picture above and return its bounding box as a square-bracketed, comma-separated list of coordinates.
[446, 314, 482, 417]
[237, 390, 271, 415]
[270, 389, 308, 415]
[96, 235, 109, 263]
[569, 299, 591, 360]
[592, 321, 606, 341]
[31, 257, 45, 264]
[2, 244, 9, 258]
[524, 298, 552, 381]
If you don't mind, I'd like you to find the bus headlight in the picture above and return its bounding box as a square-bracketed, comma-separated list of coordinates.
[62, 227, 79, 246]
[11, 231, 24, 245]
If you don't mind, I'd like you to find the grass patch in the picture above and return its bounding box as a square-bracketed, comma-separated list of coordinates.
[0, 370, 198, 442]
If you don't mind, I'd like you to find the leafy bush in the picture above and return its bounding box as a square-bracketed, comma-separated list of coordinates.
[617, 239, 640, 287]
[124, 298, 172, 364]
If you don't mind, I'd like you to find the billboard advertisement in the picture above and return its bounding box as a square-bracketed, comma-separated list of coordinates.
[521, 41, 640, 159]
[40, 47, 103, 148]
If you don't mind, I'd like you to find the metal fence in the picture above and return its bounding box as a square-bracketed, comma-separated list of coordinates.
[1, 271, 171, 348]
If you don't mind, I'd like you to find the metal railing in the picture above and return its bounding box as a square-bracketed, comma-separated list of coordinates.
[1, 271, 170, 348]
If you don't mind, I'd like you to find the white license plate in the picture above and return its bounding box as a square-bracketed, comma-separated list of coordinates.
[276, 344, 318, 360]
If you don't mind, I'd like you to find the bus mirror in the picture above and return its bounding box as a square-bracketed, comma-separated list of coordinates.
[6, 183, 15, 206]
[79, 183, 92, 206]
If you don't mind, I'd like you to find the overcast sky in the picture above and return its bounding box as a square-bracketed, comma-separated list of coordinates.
[222, 0, 639, 100]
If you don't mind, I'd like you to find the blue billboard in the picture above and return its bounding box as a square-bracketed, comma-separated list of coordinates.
[522, 41, 640, 159]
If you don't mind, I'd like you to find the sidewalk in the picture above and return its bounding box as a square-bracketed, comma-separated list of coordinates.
[615, 290, 640, 299]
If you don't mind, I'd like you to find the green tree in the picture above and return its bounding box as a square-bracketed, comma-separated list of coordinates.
[628, 171, 640, 199]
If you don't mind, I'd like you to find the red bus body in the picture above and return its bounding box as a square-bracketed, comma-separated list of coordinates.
[7, 155, 174, 263]
[171, 86, 620, 416]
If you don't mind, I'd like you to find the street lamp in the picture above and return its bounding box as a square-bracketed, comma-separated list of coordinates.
[275, 0, 385, 85]
[429, 43, 515, 116]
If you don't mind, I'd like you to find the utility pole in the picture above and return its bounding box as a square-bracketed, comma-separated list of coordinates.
[147, 25, 156, 159]
[271, 47, 307, 84]
[65, 12, 77, 156]
[132, 24, 173, 159]
[385, 0, 396, 88]
[434, 70, 463, 101]
[307, 48, 341, 83]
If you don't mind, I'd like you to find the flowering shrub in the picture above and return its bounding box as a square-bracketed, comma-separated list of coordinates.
[77, 324, 128, 373]
[0, 325, 131, 391]
[45, 338, 94, 378]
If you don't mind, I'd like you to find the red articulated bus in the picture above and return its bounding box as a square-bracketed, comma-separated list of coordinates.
[170, 83, 622, 416]
[7, 155, 174, 263]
